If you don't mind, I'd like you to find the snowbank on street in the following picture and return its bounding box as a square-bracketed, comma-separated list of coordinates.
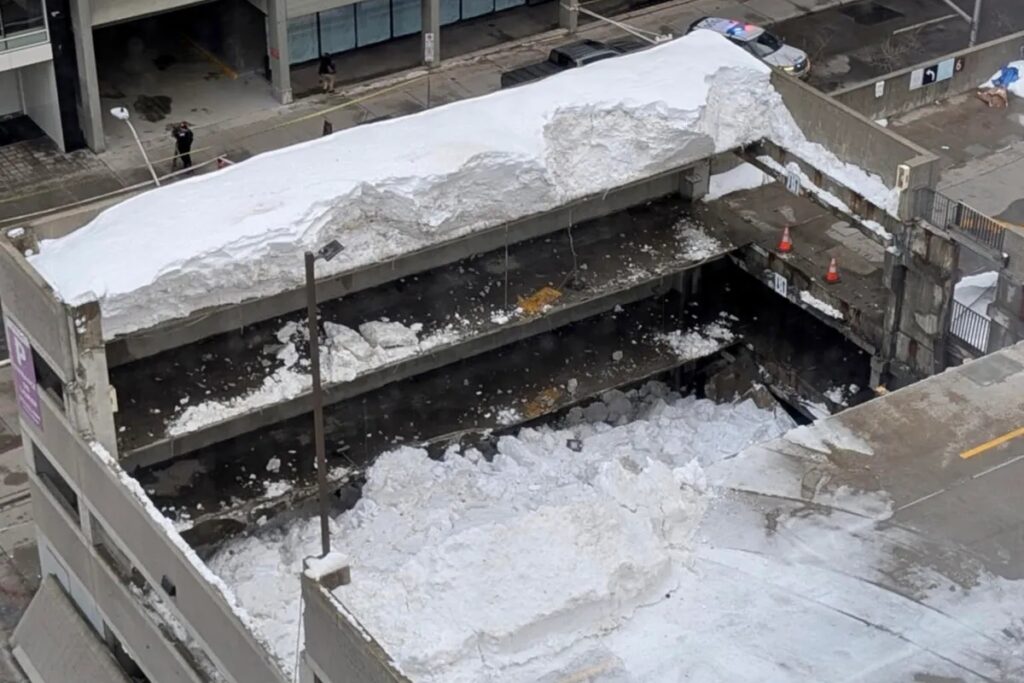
[31, 30, 899, 339]
[209, 384, 795, 679]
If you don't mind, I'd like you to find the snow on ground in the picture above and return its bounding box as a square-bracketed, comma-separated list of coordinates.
[674, 222, 725, 261]
[799, 290, 844, 320]
[207, 385, 1024, 681]
[30, 31, 899, 340]
[955, 271, 997, 316]
[655, 320, 735, 360]
[168, 318, 461, 435]
[703, 162, 774, 201]
[208, 384, 795, 679]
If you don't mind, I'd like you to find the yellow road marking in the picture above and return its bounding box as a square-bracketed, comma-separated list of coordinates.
[183, 35, 238, 80]
[960, 426, 1024, 459]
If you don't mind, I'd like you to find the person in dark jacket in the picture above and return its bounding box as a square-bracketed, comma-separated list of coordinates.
[172, 122, 194, 170]
[318, 53, 336, 93]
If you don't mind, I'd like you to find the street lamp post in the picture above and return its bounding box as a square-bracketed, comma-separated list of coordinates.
[305, 239, 344, 557]
[110, 106, 160, 187]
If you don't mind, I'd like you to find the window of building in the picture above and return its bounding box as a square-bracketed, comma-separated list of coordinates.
[32, 441, 79, 524]
[0, 0, 46, 51]
[31, 346, 64, 406]
[91, 514, 135, 582]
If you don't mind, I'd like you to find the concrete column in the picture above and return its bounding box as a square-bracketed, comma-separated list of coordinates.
[64, 302, 118, 457]
[68, 0, 104, 152]
[421, 0, 440, 67]
[267, 0, 292, 104]
[559, 0, 578, 34]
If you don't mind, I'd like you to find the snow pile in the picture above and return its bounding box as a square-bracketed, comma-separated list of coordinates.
[208, 385, 795, 679]
[954, 271, 996, 317]
[655, 321, 735, 359]
[168, 318, 461, 435]
[799, 290, 843, 319]
[703, 162, 773, 201]
[31, 30, 900, 340]
[674, 222, 725, 261]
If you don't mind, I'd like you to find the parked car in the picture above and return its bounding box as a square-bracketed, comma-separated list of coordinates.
[687, 17, 810, 79]
[500, 39, 626, 89]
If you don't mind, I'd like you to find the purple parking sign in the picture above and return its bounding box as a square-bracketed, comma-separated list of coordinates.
[5, 320, 42, 429]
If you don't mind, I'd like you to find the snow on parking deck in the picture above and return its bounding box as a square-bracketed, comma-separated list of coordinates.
[30, 31, 898, 340]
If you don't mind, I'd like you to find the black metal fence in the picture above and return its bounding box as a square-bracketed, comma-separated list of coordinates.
[950, 300, 991, 354]
[916, 189, 1006, 252]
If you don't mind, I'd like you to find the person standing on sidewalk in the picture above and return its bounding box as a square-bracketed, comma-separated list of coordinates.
[172, 122, 194, 170]
[319, 53, 336, 94]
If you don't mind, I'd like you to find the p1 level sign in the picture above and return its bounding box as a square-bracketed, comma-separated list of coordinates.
[5, 320, 42, 429]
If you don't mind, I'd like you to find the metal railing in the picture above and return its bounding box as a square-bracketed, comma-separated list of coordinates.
[949, 299, 991, 354]
[0, 27, 47, 53]
[916, 189, 1006, 252]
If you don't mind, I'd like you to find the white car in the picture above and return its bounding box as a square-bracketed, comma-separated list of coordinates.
[687, 17, 810, 79]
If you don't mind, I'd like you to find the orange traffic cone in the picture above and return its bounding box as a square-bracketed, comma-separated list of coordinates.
[778, 226, 793, 253]
[825, 257, 840, 284]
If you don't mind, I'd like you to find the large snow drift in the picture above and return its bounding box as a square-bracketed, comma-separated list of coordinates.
[209, 385, 796, 679]
[30, 31, 898, 340]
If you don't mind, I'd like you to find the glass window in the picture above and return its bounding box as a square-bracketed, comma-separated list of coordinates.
[355, 0, 391, 47]
[320, 6, 356, 54]
[287, 14, 319, 64]
[391, 0, 421, 37]
[440, 0, 460, 25]
[494, 0, 524, 11]
[461, 0, 493, 20]
[0, 0, 45, 38]
[32, 441, 79, 524]
[751, 31, 782, 58]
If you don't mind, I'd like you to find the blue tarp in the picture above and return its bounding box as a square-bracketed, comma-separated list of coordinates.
[991, 65, 1019, 89]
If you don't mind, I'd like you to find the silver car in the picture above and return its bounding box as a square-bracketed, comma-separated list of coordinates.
[687, 17, 810, 79]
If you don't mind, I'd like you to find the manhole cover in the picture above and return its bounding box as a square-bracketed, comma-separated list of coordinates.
[840, 2, 904, 25]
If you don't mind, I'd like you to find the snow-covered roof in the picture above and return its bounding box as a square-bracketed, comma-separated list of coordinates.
[29, 31, 896, 340]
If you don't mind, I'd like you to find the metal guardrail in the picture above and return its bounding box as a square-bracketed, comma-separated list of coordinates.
[950, 299, 991, 354]
[915, 189, 1005, 252]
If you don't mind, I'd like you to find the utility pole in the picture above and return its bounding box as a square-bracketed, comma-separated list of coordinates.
[304, 240, 344, 557]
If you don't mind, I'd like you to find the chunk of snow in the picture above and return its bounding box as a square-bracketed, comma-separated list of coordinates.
[6, 227, 25, 238]
[799, 290, 843, 320]
[675, 223, 725, 261]
[208, 389, 795, 679]
[656, 322, 735, 360]
[30, 31, 899, 340]
[703, 162, 773, 201]
[784, 421, 874, 456]
[981, 61, 1024, 98]
[304, 552, 350, 581]
[358, 321, 419, 349]
[954, 271, 997, 317]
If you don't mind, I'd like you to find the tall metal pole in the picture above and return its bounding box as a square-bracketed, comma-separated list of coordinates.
[969, 0, 983, 47]
[125, 119, 160, 187]
[305, 251, 331, 557]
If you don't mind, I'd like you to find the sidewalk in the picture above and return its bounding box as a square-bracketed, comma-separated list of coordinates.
[0, 0, 848, 226]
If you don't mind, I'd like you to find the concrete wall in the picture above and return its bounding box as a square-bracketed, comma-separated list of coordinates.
[833, 30, 1024, 121]
[21, 388, 288, 683]
[19, 61, 65, 151]
[27, 476, 206, 683]
[770, 72, 935, 193]
[301, 575, 410, 683]
[0, 70, 21, 116]
[0, 239, 75, 382]
[92, 0, 210, 26]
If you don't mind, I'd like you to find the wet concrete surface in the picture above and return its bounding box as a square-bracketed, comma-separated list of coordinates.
[111, 196, 730, 453]
[771, 0, 971, 92]
[136, 260, 872, 543]
[699, 182, 888, 350]
[891, 94, 1024, 224]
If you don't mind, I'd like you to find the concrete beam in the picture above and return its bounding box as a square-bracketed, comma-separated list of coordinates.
[122, 257, 728, 469]
[68, 0, 104, 152]
[558, 0, 578, 34]
[267, 0, 292, 105]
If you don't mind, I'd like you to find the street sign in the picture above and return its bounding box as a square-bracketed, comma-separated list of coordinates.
[424, 32, 436, 63]
[785, 167, 801, 195]
[769, 271, 788, 297]
[5, 320, 42, 429]
[909, 57, 960, 91]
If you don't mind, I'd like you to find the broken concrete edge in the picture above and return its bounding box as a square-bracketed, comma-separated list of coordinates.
[120, 252, 731, 470]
